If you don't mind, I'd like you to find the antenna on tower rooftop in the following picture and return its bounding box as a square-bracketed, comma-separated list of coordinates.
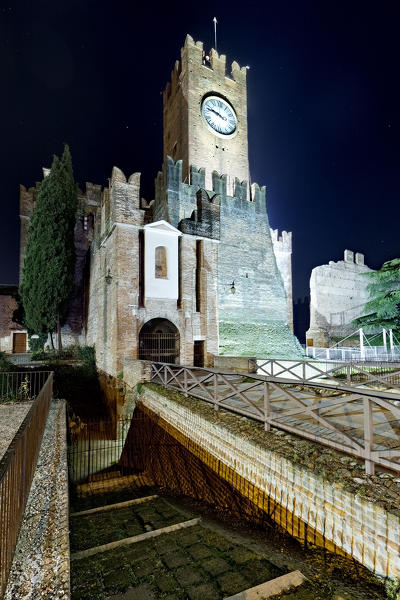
[213, 17, 217, 51]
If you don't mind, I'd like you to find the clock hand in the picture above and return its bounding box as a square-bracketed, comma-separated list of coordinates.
[210, 108, 227, 121]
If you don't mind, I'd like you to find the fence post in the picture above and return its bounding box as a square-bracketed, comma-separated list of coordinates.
[184, 368, 188, 397]
[163, 365, 168, 386]
[264, 382, 271, 431]
[363, 397, 375, 475]
[302, 361, 306, 382]
[214, 374, 219, 411]
[346, 364, 351, 384]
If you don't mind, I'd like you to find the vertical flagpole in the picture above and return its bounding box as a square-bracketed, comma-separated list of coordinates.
[213, 17, 217, 51]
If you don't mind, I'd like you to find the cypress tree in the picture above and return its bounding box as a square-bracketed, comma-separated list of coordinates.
[20, 145, 78, 348]
[353, 258, 400, 334]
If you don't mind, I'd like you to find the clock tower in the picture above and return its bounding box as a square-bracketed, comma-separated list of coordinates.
[163, 35, 249, 193]
[154, 35, 300, 358]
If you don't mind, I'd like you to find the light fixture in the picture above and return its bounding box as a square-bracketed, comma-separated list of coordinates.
[105, 268, 112, 284]
[230, 281, 236, 294]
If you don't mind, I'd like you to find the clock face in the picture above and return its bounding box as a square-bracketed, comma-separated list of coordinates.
[201, 96, 237, 135]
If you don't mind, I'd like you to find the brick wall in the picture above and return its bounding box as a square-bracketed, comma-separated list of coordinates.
[135, 386, 400, 586]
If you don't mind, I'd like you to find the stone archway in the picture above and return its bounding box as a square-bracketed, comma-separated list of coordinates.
[138, 318, 180, 364]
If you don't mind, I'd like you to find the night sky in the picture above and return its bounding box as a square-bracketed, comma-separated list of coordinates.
[2, 0, 399, 300]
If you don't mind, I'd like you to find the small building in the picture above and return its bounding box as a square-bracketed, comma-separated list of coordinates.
[0, 285, 27, 354]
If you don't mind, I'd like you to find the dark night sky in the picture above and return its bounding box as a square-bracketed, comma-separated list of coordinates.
[1, 0, 399, 299]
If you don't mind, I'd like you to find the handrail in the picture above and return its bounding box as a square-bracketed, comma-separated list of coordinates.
[248, 358, 400, 393]
[0, 371, 53, 598]
[150, 362, 400, 477]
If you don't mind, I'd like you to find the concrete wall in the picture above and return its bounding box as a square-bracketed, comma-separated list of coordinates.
[307, 250, 373, 347]
[138, 386, 400, 589]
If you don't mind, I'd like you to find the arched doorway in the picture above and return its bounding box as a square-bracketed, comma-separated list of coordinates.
[139, 319, 180, 364]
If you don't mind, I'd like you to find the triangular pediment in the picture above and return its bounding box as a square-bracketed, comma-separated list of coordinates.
[144, 220, 182, 235]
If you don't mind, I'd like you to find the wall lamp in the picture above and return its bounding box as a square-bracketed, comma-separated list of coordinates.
[230, 281, 236, 294]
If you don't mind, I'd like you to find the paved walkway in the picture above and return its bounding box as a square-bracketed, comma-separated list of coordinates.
[0, 402, 32, 461]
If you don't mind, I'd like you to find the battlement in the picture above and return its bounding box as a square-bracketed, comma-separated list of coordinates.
[164, 34, 247, 99]
[179, 188, 220, 239]
[154, 157, 266, 229]
[95, 167, 144, 237]
[85, 182, 102, 207]
[344, 249, 365, 266]
[19, 185, 37, 218]
[270, 228, 292, 251]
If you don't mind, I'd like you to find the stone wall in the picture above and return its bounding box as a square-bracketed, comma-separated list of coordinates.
[307, 250, 373, 347]
[5, 401, 70, 600]
[271, 229, 293, 332]
[153, 158, 301, 359]
[163, 34, 249, 194]
[135, 386, 400, 589]
[85, 167, 219, 374]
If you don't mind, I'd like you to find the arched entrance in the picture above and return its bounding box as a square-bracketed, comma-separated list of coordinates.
[139, 319, 180, 364]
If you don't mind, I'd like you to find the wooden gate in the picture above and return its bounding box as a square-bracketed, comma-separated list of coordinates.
[13, 332, 27, 353]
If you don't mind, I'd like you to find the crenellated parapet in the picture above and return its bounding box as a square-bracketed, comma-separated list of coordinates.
[234, 178, 247, 202]
[85, 182, 102, 208]
[270, 229, 292, 252]
[163, 35, 249, 192]
[212, 171, 227, 197]
[190, 165, 205, 189]
[179, 188, 220, 239]
[164, 34, 247, 102]
[105, 167, 143, 231]
[154, 157, 267, 229]
[19, 184, 37, 219]
[250, 183, 267, 213]
[185, 34, 247, 83]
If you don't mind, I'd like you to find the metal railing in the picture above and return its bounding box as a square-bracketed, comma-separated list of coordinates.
[304, 345, 400, 362]
[151, 362, 400, 477]
[249, 358, 400, 393]
[0, 371, 51, 402]
[68, 417, 134, 484]
[139, 333, 180, 363]
[0, 371, 53, 598]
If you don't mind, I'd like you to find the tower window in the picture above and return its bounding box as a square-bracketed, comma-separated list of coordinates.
[155, 246, 168, 279]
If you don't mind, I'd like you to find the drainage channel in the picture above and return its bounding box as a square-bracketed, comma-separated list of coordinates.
[69, 489, 385, 600]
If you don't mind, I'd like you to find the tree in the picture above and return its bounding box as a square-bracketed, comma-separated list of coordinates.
[352, 258, 400, 334]
[20, 145, 78, 349]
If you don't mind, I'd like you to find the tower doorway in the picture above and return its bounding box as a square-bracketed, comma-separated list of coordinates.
[139, 319, 180, 364]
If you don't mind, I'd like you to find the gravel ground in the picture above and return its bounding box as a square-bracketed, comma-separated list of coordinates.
[0, 401, 32, 460]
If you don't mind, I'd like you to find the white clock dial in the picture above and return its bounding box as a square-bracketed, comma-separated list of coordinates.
[201, 96, 237, 135]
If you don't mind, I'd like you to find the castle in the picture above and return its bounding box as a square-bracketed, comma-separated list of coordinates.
[15, 35, 301, 373]
[306, 250, 373, 347]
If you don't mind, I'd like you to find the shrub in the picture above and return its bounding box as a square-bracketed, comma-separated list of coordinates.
[28, 333, 48, 353]
[76, 345, 95, 365]
[0, 352, 15, 372]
